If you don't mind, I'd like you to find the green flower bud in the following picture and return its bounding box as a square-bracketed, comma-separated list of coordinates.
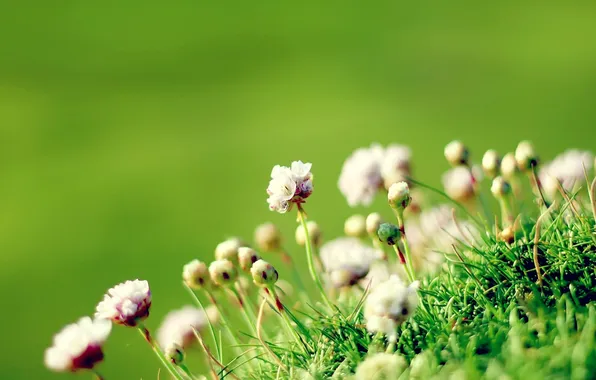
[208, 260, 237, 286]
[165, 343, 185, 365]
[388, 181, 411, 210]
[237, 247, 261, 272]
[250, 259, 279, 287]
[377, 223, 401, 245]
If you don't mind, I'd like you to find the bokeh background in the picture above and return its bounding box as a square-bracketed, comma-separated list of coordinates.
[1, 1, 596, 379]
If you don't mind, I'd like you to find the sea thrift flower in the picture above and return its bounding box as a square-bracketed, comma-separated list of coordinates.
[266, 160, 313, 213]
[380, 144, 412, 189]
[44, 317, 111, 373]
[215, 238, 243, 263]
[442, 166, 476, 202]
[238, 247, 261, 272]
[539, 149, 594, 199]
[183, 259, 210, 289]
[366, 213, 383, 236]
[295, 220, 322, 247]
[338, 144, 384, 207]
[377, 223, 400, 245]
[254, 222, 282, 252]
[250, 259, 279, 287]
[156, 305, 218, 350]
[364, 276, 419, 342]
[482, 149, 500, 178]
[344, 214, 367, 238]
[95, 280, 151, 326]
[500, 152, 518, 179]
[387, 181, 411, 210]
[491, 176, 511, 198]
[515, 140, 539, 171]
[444, 140, 469, 166]
[208, 260, 237, 286]
[319, 237, 382, 288]
[354, 353, 407, 380]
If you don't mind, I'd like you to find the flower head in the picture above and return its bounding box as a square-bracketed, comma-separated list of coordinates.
[444, 140, 469, 166]
[366, 213, 383, 236]
[215, 238, 243, 263]
[539, 149, 594, 200]
[95, 279, 151, 326]
[320, 237, 382, 288]
[344, 214, 367, 238]
[156, 305, 217, 350]
[267, 161, 313, 213]
[238, 247, 261, 272]
[45, 317, 111, 373]
[387, 181, 411, 210]
[500, 152, 518, 179]
[255, 222, 282, 252]
[515, 140, 539, 171]
[380, 144, 412, 189]
[165, 344, 185, 365]
[354, 353, 408, 380]
[442, 166, 476, 202]
[250, 259, 279, 287]
[491, 176, 511, 199]
[364, 276, 419, 342]
[338, 144, 384, 207]
[183, 260, 210, 289]
[482, 149, 500, 178]
[377, 223, 401, 245]
[209, 260, 237, 286]
[295, 220, 322, 247]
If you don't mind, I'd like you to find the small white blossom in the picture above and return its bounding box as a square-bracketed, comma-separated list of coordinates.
[364, 275, 419, 342]
[444, 140, 469, 166]
[344, 214, 367, 238]
[387, 181, 411, 210]
[354, 352, 408, 380]
[338, 145, 384, 207]
[215, 238, 243, 263]
[380, 144, 412, 189]
[365, 212, 383, 236]
[482, 149, 500, 178]
[255, 222, 282, 252]
[295, 220, 322, 247]
[491, 176, 511, 199]
[156, 305, 217, 350]
[183, 259, 210, 289]
[45, 317, 111, 372]
[320, 237, 383, 288]
[539, 149, 594, 199]
[514, 140, 538, 171]
[95, 280, 151, 327]
[500, 152, 518, 179]
[267, 161, 313, 213]
[442, 166, 476, 202]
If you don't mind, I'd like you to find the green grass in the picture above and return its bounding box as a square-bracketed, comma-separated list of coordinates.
[2, 2, 596, 379]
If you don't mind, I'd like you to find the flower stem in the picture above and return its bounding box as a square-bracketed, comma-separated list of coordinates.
[297, 208, 334, 310]
[229, 287, 258, 337]
[204, 289, 243, 349]
[394, 209, 417, 282]
[91, 369, 105, 380]
[266, 286, 309, 354]
[183, 283, 221, 362]
[136, 324, 185, 380]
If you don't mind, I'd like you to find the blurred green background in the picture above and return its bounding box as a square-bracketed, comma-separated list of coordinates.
[1, 1, 596, 379]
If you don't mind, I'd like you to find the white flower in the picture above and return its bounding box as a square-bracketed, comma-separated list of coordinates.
[344, 214, 367, 238]
[387, 181, 411, 210]
[156, 305, 215, 350]
[442, 166, 476, 202]
[381, 144, 412, 189]
[45, 317, 111, 372]
[95, 279, 151, 326]
[267, 161, 313, 213]
[254, 222, 282, 252]
[215, 238, 243, 263]
[514, 140, 538, 171]
[364, 275, 419, 342]
[539, 149, 594, 199]
[500, 152, 518, 179]
[444, 140, 469, 166]
[338, 145, 384, 207]
[354, 352, 407, 380]
[482, 149, 500, 178]
[320, 237, 383, 288]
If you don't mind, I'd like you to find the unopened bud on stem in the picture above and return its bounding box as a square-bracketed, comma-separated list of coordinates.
[344, 214, 366, 238]
[208, 260, 237, 286]
[238, 247, 261, 272]
[295, 221, 321, 247]
[251, 259, 279, 287]
[388, 181, 411, 211]
[482, 150, 500, 178]
[377, 223, 401, 246]
[444, 140, 469, 166]
[255, 223, 282, 252]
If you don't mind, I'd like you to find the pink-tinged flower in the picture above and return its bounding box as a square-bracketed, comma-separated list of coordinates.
[267, 160, 313, 213]
[156, 305, 218, 350]
[539, 149, 594, 199]
[442, 166, 476, 202]
[320, 237, 383, 288]
[95, 279, 151, 327]
[338, 145, 384, 207]
[44, 317, 111, 372]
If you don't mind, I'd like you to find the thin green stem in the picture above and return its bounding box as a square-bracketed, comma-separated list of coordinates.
[136, 324, 185, 380]
[205, 289, 242, 349]
[267, 286, 309, 354]
[178, 364, 193, 379]
[392, 245, 414, 283]
[297, 208, 334, 310]
[394, 209, 417, 282]
[91, 369, 105, 380]
[229, 287, 258, 337]
[183, 283, 221, 362]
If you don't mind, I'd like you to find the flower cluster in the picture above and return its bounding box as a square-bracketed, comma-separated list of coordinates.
[95, 279, 152, 326]
[338, 143, 412, 207]
[267, 161, 313, 213]
[539, 149, 594, 200]
[156, 305, 218, 350]
[319, 237, 383, 288]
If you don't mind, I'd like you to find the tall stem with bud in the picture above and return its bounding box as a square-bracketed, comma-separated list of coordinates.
[136, 323, 185, 380]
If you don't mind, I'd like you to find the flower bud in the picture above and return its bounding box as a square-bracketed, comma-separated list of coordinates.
[344, 214, 366, 238]
[444, 140, 469, 166]
[208, 260, 237, 286]
[237, 247, 261, 272]
[295, 220, 321, 247]
[366, 213, 383, 236]
[183, 260, 210, 289]
[215, 238, 243, 263]
[250, 259, 279, 287]
[388, 181, 411, 210]
[377, 223, 401, 245]
[165, 343, 185, 365]
[500, 152, 518, 179]
[204, 305, 220, 325]
[499, 226, 515, 244]
[254, 222, 282, 252]
[515, 140, 539, 171]
[482, 149, 500, 178]
[491, 176, 511, 199]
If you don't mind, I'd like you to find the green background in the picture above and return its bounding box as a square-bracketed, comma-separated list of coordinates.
[1, 1, 595, 379]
